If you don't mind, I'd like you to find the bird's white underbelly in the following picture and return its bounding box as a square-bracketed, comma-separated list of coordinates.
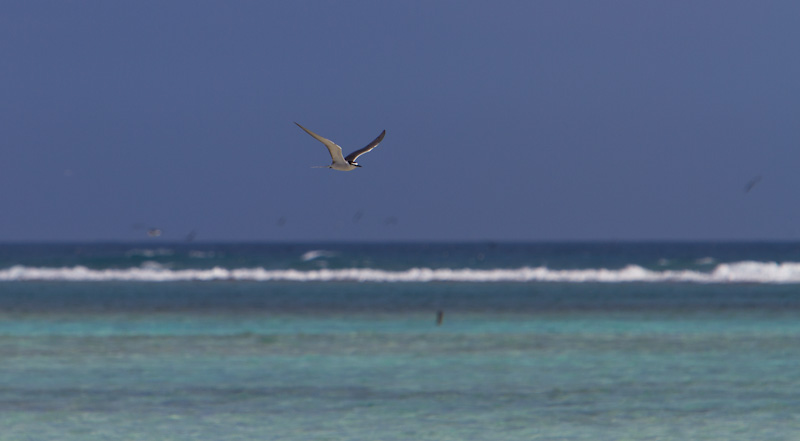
[330, 163, 357, 171]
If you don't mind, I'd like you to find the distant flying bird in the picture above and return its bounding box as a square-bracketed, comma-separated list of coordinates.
[295, 122, 385, 171]
[132, 223, 163, 238]
[744, 175, 762, 193]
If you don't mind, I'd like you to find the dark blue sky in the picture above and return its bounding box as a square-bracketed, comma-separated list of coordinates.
[2, 1, 799, 242]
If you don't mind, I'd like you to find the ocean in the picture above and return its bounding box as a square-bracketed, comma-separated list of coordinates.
[2, 242, 800, 440]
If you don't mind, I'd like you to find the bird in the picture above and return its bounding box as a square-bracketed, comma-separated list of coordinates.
[295, 122, 385, 171]
[743, 175, 762, 193]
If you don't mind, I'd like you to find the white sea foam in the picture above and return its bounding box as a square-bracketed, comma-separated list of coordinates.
[301, 250, 338, 261]
[124, 248, 175, 258]
[3, 261, 800, 283]
[188, 250, 216, 259]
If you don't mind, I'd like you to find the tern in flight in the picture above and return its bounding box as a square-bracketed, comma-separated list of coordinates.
[743, 175, 762, 193]
[295, 122, 386, 171]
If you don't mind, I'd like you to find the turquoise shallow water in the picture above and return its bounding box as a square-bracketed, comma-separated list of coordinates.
[3, 311, 800, 440]
[2, 243, 800, 439]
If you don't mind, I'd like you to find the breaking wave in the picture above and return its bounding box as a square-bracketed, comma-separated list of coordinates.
[3, 261, 800, 283]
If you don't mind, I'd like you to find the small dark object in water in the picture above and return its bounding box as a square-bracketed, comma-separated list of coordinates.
[436, 310, 444, 326]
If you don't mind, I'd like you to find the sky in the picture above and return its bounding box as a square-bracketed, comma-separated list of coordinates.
[2, 1, 799, 242]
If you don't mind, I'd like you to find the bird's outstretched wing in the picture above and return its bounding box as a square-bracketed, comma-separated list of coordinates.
[345, 130, 386, 163]
[295, 122, 346, 165]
